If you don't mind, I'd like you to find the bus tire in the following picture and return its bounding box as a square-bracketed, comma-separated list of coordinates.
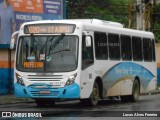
[81, 82, 100, 106]
[121, 79, 140, 102]
[130, 79, 140, 102]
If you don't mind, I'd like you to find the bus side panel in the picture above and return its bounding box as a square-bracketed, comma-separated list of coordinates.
[141, 62, 157, 93]
[102, 62, 132, 97]
[140, 62, 157, 93]
[144, 77, 157, 93]
[102, 62, 155, 97]
[80, 65, 95, 99]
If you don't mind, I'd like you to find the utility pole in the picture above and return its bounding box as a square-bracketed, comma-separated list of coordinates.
[128, 0, 152, 31]
[128, 0, 136, 29]
[136, 0, 152, 31]
[136, 0, 143, 30]
[152, 0, 156, 31]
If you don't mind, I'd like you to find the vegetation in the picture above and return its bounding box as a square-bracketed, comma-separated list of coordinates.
[66, 0, 129, 26]
[153, 3, 160, 42]
[66, 0, 160, 42]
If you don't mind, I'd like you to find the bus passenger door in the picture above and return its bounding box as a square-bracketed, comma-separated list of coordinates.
[80, 33, 95, 98]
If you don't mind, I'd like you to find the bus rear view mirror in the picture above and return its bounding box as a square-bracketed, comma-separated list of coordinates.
[10, 31, 19, 49]
[85, 36, 91, 47]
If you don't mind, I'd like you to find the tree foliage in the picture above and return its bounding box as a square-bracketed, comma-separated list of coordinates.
[66, 0, 160, 42]
[66, 0, 129, 27]
[153, 3, 160, 42]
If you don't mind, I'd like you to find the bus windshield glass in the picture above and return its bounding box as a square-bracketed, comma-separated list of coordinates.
[16, 35, 78, 72]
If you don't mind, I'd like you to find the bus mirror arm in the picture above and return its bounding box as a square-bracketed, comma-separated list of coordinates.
[10, 38, 15, 49]
[10, 31, 19, 49]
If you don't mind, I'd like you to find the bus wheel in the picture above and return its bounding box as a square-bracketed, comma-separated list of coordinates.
[80, 82, 99, 106]
[121, 79, 140, 102]
[130, 79, 140, 102]
[88, 82, 100, 106]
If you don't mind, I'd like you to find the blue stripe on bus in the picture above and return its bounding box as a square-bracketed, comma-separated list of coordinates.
[102, 62, 155, 90]
[14, 83, 80, 99]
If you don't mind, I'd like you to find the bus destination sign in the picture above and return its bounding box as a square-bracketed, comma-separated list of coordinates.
[24, 24, 76, 34]
[23, 62, 44, 69]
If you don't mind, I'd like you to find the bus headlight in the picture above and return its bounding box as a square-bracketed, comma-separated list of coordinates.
[16, 73, 25, 86]
[65, 73, 77, 86]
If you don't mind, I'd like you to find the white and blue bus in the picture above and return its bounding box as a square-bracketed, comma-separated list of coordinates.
[10, 19, 157, 106]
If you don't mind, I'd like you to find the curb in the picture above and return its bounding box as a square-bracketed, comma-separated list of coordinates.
[150, 90, 160, 95]
[141, 87, 160, 95]
[0, 95, 34, 105]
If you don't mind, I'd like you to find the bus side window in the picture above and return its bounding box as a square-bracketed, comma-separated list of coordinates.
[132, 37, 142, 61]
[94, 32, 108, 59]
[108, 33, 120, 60]
[121, 35, 132, 61]
[82, 35, 94, 69]
[143, 38, 152, 62]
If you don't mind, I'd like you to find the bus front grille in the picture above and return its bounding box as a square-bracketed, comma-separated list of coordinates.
[29, 90, 60, 97]
[27, 74, 64, 82]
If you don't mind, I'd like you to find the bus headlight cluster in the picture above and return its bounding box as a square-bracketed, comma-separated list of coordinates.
[65, 73, 77, 86]
[16, 73, 25, 86]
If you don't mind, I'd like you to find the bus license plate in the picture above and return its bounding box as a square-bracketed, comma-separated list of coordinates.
[39, 91, 50, 94]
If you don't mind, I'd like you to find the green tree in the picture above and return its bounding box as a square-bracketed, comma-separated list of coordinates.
[66, 0, 160, 42]
[66, 0, 129, 26]
[153, 3, 160, 42]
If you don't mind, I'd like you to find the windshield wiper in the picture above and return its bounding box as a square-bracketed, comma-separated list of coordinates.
[49, 48, 70, 55]
[49, 33, 65, 50]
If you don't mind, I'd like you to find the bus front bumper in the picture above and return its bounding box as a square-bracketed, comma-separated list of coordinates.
[14, 83, 80, 99]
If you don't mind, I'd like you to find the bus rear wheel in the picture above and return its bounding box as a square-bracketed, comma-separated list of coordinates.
[130, 79, 140, 102]
[121, 79, 140, 102]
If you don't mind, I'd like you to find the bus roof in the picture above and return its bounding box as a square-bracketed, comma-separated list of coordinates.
[21, 19, 154, 38]
[22, 19, 123, 28]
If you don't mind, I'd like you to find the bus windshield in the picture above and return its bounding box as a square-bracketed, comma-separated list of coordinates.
[16, 35, 78, 72]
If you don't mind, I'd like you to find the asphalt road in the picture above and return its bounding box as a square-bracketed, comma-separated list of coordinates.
[0, 94, 160, 119]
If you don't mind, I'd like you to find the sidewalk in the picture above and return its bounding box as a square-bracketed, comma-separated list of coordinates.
[150, 87, 160, 94]
[0, 95, 34, 105]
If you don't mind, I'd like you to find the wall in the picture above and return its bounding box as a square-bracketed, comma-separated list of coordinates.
[0, 44, 14, 95]
[156, 44, 160, 85]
